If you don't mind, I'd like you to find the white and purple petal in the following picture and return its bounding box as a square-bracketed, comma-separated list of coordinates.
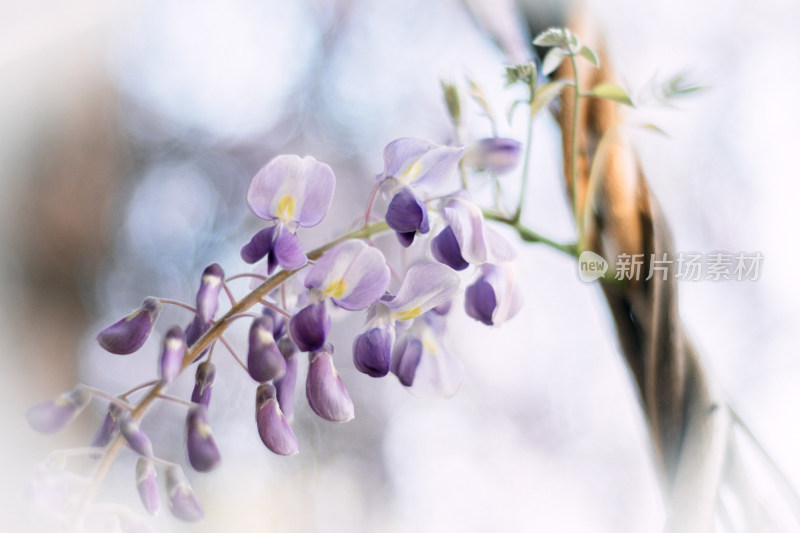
[390, 336, 422, 387]
[159, 326, 186, 385]
[306, 347, 354, 422]
[385, 188, 429, 247]
[195, 263, 224, 323]
[407, 323, 463, 399]
[380, 138, 464, 190]
[304, 240, 390, 311]
[441, 195, 517, 265]
[120, 416, 154, 457]
[465, 263, 523, 326]
[275, 338, 298, 422]
[430, 226, 469, 271]
[255, 383, 299, 456]
[246, 154, 335, 228]
[384, 262, 460, 321]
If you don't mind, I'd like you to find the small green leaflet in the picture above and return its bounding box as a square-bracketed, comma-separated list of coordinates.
[590, 82, 634, 106]
[577, 45, 599, 67]
[541, 48, 566, 76]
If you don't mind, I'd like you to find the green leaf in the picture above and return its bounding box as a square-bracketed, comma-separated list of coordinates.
[541, 48, 566, 76]
[577, 45, 599, 67]
[529, 80, 571, 117]
[638, 123, 669, 136]
[533, 27, 578, 49]
[590, 82, 634, 106]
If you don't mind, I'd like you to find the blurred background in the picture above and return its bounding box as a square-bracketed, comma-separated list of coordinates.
[2, 0, 800, 531]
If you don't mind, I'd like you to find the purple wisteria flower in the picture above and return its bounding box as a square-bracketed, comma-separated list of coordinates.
[306, 345, 354, 422]
[159, 326, 186, 385]
[255, 383, 298, 456]
[465, 263, 523, 326]
[185, 263, 224, 349]
[247, 316, 286, 383]
[378, 138, 464, 246]
[25, 385, 92, 434]
[165, 466, 204, 522]
[119, 415, 154, 457]
[431, 194, 516, 269]
[392, 314, 463, 398]
[290, 239, 390, 352]
[463, 137, 522, 174]
[275, 337, 298, 422]
[241, 155, 335, 275]
[191, 361, 216, 407]
[352, 262, 460, 378]
[96, 297, 161, 355]
[136, 457, 160, 516]
[185, 404, 221, 472]
[89, 402, 124, 454]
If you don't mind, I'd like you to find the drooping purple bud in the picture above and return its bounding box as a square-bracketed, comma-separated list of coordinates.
[96, 297, 161, 355]
[191, 362, 216, 407]
[353, 325, 395, 377]
[306, 347, 354, 422]
[465, 263, 522, 326]
[136, 457, 160, 516]
[275, 338, 298, 422]
[26, 385, 92, 434]
[391, 337, 423, 387]
[385, 187, 429, 247]
[185, 404, 221, 472]
[159, 326, 186, 385]
[431, 226, 469, 271]
[289, 301, 330, 353]
[262, 306, 286, 340]
[255, 383, 299, 456]
[119, 415, 154, 457]
[165, 466, 204, 522]
[464, 137, 522, 174]
[195, 264, 224, 323]
[89, 402, 124, 455]
[184, 315, 209, 350]
[241, 225, 307, 275]
[247, 317, 287, 382]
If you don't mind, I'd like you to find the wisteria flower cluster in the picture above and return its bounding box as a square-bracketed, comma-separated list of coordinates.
[26, 114, 530, 524]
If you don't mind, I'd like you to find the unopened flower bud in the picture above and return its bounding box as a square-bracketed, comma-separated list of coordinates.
[275, 338, 298, 422]
[306, 347, 354, 422]
[165, 466, 204, 522]
[353, 325, 395, 377]
[96, 297, 161, 355]
[255, 383, 299, 456]
[185, 404, 221, 472]
[464, 138, 521, 174]
[159, 326, 186, 385]
[195, 264, 224, 323]
[119, 416, 154, 457]
[136, 457, 160, 516]
[385, 187, 429, 247]
[247, 317, 287, 382]
[262, 306, 286, 339]
[289, 301, 330, 353]
[90, 402, 124, 456]
[191, 362, 216, 407]
[26, 385, 91, 434]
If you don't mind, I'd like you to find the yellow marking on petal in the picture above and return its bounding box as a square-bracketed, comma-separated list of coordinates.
[421, 328, 438, 355]
[395, 305, 423, 321]
[324, 278, 347, 299]
[202, 274, 221, 288]
[399, 160, 423, 184]
[276, 194, 296, 222]
[257, 329, 275, 345]
[166, 338, 184, 351]
[198, 422, 213, 438]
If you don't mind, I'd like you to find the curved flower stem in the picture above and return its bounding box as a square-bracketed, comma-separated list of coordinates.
[483, 211, 578, 258]
[71, 220, 391, 528]
[158, 298, 197, 314]
[513, 84, 537, 223]
[226, 272, 267, 283]
[363, 181, 383, 227]
[218, 335, 248, 374]
[567, 45, 582, 244]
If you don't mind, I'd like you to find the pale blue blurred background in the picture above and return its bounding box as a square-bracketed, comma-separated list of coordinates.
[2, 0, 799, 531]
